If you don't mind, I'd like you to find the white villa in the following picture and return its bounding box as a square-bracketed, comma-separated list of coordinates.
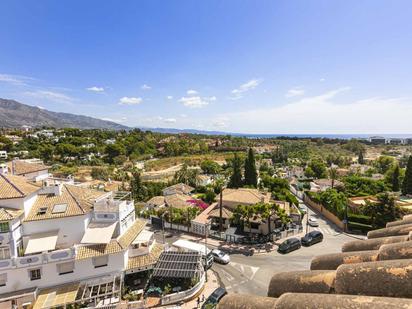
[0, 172, 162, 308]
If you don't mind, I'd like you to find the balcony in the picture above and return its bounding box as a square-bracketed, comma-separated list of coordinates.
[0, 248, 76, 270]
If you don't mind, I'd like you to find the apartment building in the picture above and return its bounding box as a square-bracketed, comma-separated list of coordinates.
[0, 173, 162, 308]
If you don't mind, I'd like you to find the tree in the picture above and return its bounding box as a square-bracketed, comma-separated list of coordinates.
[402, 156, 412, 195]
[130, 171, 148, 201]
[200, 160, 221, 175]
[358, 151, 365, 164]
[91, 167, 110, 181]
[375, 156, 395, 174]
[204, 190, 216, 204]
[105, 143, 126, 164]
[305, 159, 327, 179]
[244, 148, 257, 187]
[361, 192, 402, 229]
[391, 164, 400, 192]
[228, 154, 243, 188]
[329, 167, 338, 189]
[174, 163, 200, 187]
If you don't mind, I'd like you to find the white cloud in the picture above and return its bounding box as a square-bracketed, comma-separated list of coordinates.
[25, 90, 73, 103]
[37, 106, 45, 110]
[86, 86, 105, 92]
[118, 97, 143, 105]
[217, 87, 412, 134]
[187, 89, 198, 95]
[179, 96, 212, 108]
[101, 117, 127, 123]
[0, 73, 33, 85]
[231, 79, 262, 99]
[163, 118, 177, 124]
[166, 95, 173, 100]
[285, 87, 305, 98]
[212, 117, 229, 128]
[141, 84, 151, 90]
[180, 114, 187, 118]
[320, 78, 326, 82]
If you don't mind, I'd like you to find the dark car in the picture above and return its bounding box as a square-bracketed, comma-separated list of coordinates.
[301, 230, 323, 246]
[202, 287, 227, 308]
[277, 237, 301, 254]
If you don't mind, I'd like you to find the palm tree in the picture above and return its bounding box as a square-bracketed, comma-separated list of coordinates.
[329, 167, 338, 189]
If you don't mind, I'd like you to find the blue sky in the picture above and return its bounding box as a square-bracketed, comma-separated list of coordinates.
[1, 1, 412, 134]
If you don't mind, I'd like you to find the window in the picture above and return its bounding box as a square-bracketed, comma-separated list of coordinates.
[29, 268, 41, 281]
[0, 247, 10, 260]
[52, 203, 67, 214]
[93, 255, 108, 268]
[57, 261, 74, 275]
[0, 273, 6, 287]
[37, 207, 47, 216]
[0, 223, 9, 233]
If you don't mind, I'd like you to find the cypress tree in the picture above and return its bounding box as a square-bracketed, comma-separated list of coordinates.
[244, 148, 258, 187]
[228, 153, 243, 188]
[392, 164, 400, 192]
[358, 151, 365, 164]
[402, 156, 412, 195]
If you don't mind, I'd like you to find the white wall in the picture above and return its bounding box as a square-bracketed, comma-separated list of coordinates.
[23, 215, 90, 248]
[0, 251, 126, 294]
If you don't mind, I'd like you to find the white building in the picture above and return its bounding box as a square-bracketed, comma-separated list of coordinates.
[0, 174, 163, 308]
[0, 151, 7, 160]
[7, 159, 50, 182]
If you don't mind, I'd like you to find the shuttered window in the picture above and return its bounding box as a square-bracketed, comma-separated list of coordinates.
[57, 261, 74, 275]
[0, 273, 7, 287]
[93, 255, 108, 268]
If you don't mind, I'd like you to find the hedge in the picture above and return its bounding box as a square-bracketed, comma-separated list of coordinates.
[348, 222, 373, 233]
[348, 213, 372, 225]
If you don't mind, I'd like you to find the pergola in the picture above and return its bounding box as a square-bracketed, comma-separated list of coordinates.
[151, 251, 203, 280]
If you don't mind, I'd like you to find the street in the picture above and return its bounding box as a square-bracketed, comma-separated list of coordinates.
[149, 200, 359, 297]
[212, 204, 356, 295]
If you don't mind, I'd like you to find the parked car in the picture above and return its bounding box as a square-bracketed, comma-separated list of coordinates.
[202, 287, 227, 308]
[308, 217, 319, 227]
[301, 230, 323, 246]
[277, 237, 301, 254]
[212, 249, 230, 264]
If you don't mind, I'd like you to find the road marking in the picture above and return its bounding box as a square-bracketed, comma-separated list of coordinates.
[230, 262, 260, 280]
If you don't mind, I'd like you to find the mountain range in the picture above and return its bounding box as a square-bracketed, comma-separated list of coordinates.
[0, 98, 128, 130]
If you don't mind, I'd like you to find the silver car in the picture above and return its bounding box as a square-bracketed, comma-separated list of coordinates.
[308, 217, 319, 227]
[212, 249, 230, 264]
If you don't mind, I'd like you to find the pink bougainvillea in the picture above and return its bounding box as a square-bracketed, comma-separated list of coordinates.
[186, 199, 209, 210]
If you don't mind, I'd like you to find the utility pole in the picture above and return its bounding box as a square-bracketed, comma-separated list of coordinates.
[161, 213, 166, 244]
[219, 188, 223, 233]
[306, 205, 309, 235]
[204, 223, 209, 282]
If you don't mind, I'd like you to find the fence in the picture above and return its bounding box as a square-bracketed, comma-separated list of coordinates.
[161, 273, 206, 305]
[303, 194, 345, 230]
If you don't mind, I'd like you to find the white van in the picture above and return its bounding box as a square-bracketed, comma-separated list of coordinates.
[172, 239, 214, 268]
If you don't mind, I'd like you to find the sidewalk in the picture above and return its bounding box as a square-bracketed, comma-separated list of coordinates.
[179, 231, 305, 256]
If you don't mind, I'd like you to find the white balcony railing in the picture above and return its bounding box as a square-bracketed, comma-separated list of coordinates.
[0, 247, 75, 270]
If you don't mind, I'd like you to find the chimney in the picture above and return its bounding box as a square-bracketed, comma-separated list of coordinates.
[0, 164, 8, 175]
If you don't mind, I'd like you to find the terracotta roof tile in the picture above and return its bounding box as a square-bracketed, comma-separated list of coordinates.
[126, 242, 164, 270]
[8, 160, 49, 175]
[0, 207, 24, 222]
[0, 174, 39, 199]
[24, 185, 106, 222]
[117, 219, 146, 249]
[75, 240, 122, 260]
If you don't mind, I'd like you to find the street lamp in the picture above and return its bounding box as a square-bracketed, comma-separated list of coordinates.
[204, 223, 209, 282]
[306, 205, 309, 235]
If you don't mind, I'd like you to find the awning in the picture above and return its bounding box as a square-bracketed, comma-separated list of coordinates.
[81, 222, 117, 244]
[33, 283, 79, 309]
[132, 229, 153, 244]
[25, 231, 58, 255]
